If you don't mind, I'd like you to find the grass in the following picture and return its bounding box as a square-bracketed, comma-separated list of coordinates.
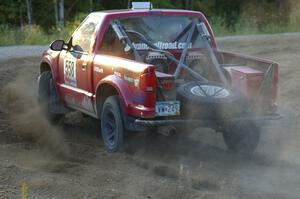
[0, 13, 83, 46]
[0, 16, 300, 46]
[210, 16, 300, 36]
[0, 25, 71, 46]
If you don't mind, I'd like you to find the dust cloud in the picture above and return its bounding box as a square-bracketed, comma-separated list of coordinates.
[1, 32, 300, 198]
[1, 67, 69, 158]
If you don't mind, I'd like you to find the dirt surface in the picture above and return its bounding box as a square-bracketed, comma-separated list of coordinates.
[0, 45, 46, 61]
[1, 33, 300, 199]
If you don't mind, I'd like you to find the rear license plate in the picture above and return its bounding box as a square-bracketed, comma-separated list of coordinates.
[155, 101, 180, 116]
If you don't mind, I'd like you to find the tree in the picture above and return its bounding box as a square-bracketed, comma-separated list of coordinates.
[184, 0, 194, 9]
[0, 0, 295, 34]
[59, 0, 64, 26]
[90, 0, 93, 12]
[25, 0, 32, 29]
[54, 0, 59, 26]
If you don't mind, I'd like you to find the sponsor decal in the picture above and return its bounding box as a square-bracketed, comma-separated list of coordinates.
[124, 74, 133, 83]
[94, 66, 104, 73]
[132, 41, 192, 50]
[114, 71, 121, 77]
[134, 79, 140, 87]
[64, 57, 77, 87]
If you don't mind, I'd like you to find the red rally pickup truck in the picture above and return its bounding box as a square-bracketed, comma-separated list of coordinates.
[38, 2, 280, 153]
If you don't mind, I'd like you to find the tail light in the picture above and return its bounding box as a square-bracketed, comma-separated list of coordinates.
[139, 66, 156, 92]
[139, 66, 156, 107]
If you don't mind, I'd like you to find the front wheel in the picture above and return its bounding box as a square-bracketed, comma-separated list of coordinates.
[38, 71, 64, 123]
[101, 96, 124, 152]
[222, 121, 261, 154]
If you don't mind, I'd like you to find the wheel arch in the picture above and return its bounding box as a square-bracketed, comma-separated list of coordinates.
[40, 61, 52, 74]
[39, 59, 62, 104]
[95, 76, 133, 119]
[39, 55, 57, 78]
[96, 83, 119, 118]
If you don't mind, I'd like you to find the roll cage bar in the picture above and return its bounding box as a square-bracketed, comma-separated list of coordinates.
[111, 19, 228, 86]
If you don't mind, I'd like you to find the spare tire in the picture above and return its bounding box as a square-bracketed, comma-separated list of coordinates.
[177, 81, 246, 119]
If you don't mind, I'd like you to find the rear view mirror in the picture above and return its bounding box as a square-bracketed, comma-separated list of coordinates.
[50, 40, 65, 51]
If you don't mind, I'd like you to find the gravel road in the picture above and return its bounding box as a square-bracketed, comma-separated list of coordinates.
[1, 32, 299, 60]
[0, 45, 47, 60]
[0, 33, 300, 199]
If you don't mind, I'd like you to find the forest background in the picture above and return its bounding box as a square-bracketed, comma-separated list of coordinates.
[1, 0, 300, 45]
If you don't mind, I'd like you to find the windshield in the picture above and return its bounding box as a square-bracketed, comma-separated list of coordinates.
[111, 15, 220, 82]
[120, 16, 206, 50]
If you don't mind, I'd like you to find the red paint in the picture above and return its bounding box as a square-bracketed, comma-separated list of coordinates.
[231, 67, 264, 99]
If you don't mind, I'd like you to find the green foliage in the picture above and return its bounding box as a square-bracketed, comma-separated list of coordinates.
[0, 0, 300, 45]
[0, 25, 71, 46]
[210, 13, 300, 36]
[0, 11, 89, 46]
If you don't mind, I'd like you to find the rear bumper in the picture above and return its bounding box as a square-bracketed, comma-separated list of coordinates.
[134, 113, 282, 127]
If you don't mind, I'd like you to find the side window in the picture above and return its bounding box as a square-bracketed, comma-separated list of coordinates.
[72, 15, 100, 53]
[99, 25, 130, 58]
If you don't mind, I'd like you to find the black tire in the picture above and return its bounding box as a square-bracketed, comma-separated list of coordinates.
[222, 121, 260, 154]
[101, 96, 124, 152]
[177, 81, 245, 119]
[38, 71, 63, 123]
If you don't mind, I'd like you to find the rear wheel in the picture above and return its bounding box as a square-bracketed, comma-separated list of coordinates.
[38, 71, 63, 123]
[222, 121, 260, 154]
[101, 96, 124, 152]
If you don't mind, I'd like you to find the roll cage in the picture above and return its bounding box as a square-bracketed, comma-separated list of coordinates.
[111, 19, 228, 86]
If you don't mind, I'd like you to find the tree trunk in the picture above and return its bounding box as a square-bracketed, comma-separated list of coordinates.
[90, 0, 93, 12]
[184, 0, 193, 9]
[25, 0, 32, 29]
[59, 0, 64, 26]
[127, 0, 131, 8]
[19, 0, 24, 28]
[54, 0, 59, 26]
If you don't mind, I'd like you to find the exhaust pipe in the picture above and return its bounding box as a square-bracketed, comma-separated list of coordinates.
[157, 125, 176, 136]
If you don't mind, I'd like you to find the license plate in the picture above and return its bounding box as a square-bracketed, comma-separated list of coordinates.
[155, 101, 180, 116]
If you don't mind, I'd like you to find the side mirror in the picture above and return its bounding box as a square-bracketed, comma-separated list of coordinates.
[50, 40, 65, 51]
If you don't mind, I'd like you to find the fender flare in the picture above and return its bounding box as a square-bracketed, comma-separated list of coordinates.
[95, 74, 134, 117]
[39, 54, 61, 99]
[40, 55, 57, 76]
